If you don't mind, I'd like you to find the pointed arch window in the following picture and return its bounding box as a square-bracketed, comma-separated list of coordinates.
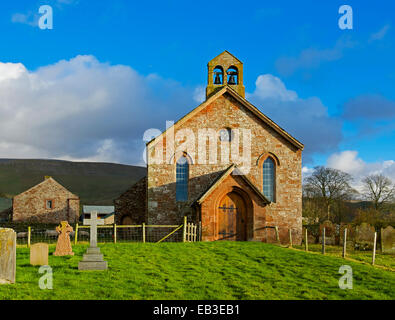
[176, 156, 189, 201]
[262, 157, 275, 202]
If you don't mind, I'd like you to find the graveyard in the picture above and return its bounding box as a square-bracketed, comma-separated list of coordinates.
[0, 241, 394, 300]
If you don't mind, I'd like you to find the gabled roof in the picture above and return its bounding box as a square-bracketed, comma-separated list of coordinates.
[147, 85, 304, 150]
[208, 50, 243, 65]
[194, 164, 271, 205]
[14, 177, 79, 199]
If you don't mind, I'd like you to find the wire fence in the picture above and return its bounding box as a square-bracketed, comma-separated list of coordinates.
[15, 219, 197, 246]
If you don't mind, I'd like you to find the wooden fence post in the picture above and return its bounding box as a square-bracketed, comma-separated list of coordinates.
[114, 224, 117, 244]
[183, 216, 187, 243]
[305, 228, 308, 252]
[322, 227, 326, 255]
[342, 228, 347, 258]
[274, 226, 280, 244]
[27, 226, 31, 248]
[289, 229, 292, 248]
[75, 223, 79, 245]
[372, 232, 377, 266]
[142, 223, 146, 243]
[380, 228, 384, 253]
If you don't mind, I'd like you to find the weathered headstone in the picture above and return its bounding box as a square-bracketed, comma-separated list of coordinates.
[53, 221, 74, 256]
[355, 223, 375, 251]
[0, 228, 16, 284]
[30, 243, 49, 266]
[78, 211, 108, 271]
[381, 226, 395, 254]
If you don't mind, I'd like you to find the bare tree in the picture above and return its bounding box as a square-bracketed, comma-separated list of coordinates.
[362, 174, 395, 211]
[304, 166, 357, 221]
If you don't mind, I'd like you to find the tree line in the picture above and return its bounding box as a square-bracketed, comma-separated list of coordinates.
[303, 166, 395, 228]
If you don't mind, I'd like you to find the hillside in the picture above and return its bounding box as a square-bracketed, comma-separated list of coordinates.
[0, 159, 146, 205]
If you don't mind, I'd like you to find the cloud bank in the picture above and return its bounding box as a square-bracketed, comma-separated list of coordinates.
[326, 150, 395, 191]
[247, 74, 342, 159]
[0, 55, 195, 164]
[0, 57, 344, 165]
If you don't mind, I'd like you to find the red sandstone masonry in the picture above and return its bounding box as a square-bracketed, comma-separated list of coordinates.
[12, 177, 80, 224]
[146, 92, 303, 244]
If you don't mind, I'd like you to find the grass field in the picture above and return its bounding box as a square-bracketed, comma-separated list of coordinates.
[294, 244, 395, 270]
[0, 242, 394, 300]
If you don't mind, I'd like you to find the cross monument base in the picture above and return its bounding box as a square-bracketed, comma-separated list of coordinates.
[78, 246, 108, 271]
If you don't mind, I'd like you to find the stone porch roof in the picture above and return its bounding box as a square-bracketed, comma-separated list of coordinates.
[193, 164, 271, 206]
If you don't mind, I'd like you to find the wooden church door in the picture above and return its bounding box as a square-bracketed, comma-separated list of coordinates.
[217, 192, 246, 241]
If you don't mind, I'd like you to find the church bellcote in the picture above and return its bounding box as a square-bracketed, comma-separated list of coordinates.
[206, 51, 245, 99]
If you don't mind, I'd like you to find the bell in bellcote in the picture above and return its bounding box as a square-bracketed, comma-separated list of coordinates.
[214, 72, 222, 85]
[228, 74, 237, 85]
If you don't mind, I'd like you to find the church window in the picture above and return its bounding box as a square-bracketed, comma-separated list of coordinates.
[176, 155, 189, 201]
[219, 128, 233, 142]
[262, 157, 275, 202]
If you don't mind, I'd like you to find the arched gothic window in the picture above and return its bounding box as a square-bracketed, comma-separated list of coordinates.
[176, 156, 189, 201]
[262, 157, 275, 202]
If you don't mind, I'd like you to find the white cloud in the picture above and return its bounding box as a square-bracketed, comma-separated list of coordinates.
[248, 74, 297, 101]
[0, 55, 196, 165]
[193, 86, 205, 104]
[325, 150, 395, 192]
[248, 75, 342, 159]
[327, 151, 365, 176]
[0, 57, 344, 165]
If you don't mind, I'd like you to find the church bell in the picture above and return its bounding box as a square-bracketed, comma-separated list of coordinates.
[214, 72, 222, 85]
[228, 74, 237, 85]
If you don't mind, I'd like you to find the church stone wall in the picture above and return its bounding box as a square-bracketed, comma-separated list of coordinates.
[147, 93, 302, 244]
[115, 177, 147, 225]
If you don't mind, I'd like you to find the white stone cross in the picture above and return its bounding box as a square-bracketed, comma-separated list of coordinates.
[83, 211, 104, 248]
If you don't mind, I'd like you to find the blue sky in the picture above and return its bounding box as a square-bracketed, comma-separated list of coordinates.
[0, 0, 394, 185]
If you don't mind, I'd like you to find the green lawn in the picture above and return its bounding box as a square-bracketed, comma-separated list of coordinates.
[294, 244, 395, 270]
[0, 242, 394, 300]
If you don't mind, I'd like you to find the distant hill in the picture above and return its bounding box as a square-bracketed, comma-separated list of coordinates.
[0, 159, 146, 206]
[0, 198, 12, 211]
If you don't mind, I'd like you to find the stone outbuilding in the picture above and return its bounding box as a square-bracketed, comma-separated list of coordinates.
[118, 51, 304, 244]
[12, 177, 80, 224]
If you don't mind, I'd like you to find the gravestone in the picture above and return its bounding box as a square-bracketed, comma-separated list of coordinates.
[355, 223, 375, 250]
[78, 211, 108, 271]
[30, 243, 49, 266]
[381, 226, 395, 254]
[53, 221, 74, 256]
[0, 228, 16, 284]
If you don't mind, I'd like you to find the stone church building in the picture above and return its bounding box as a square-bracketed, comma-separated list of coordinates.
[12, 177, 80, 224]
[116, 51, 304, 243]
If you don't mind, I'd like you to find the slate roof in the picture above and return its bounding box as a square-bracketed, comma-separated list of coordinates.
[193, 164, 271, 206]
